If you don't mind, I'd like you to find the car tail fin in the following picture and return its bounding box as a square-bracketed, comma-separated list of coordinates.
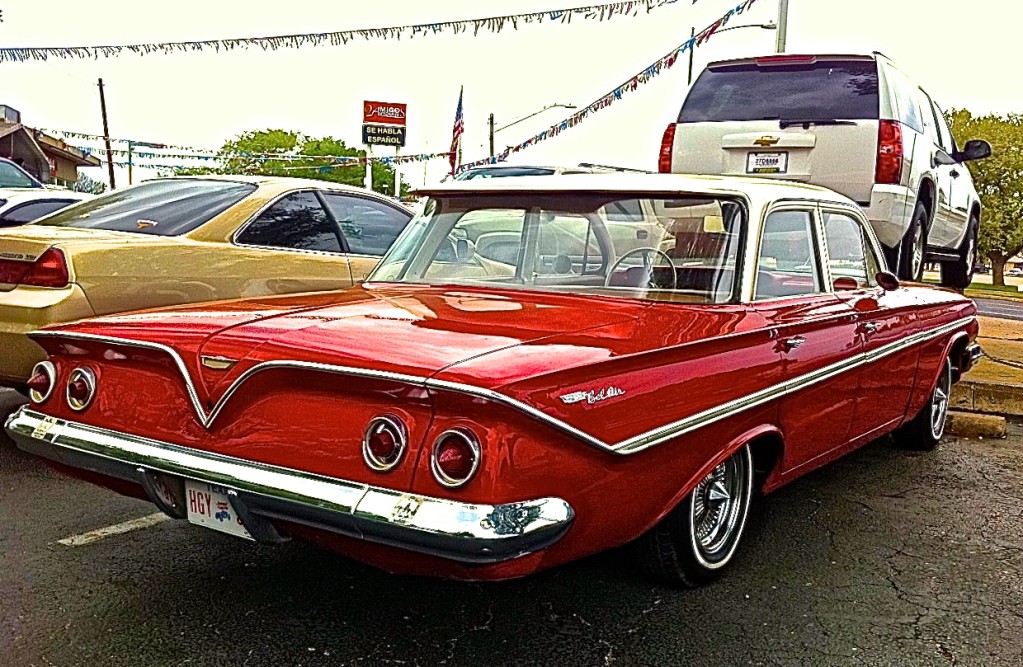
[658, 124, 677, 173]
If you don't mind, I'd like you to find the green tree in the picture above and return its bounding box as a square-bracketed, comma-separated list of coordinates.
[73, 172, 107, 194]
[947, 110, 1023, 285]
[176, 129, 411, 197]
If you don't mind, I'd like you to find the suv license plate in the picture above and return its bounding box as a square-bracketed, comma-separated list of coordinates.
[747, 151, 788, 174]
[185, 481, 253, 540]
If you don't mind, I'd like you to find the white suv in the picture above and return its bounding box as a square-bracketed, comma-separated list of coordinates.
[658, 52, 991, 287]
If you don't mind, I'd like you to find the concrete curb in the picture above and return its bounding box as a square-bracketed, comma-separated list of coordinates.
[947, 410, 1008, 439]
[952, 380, 1023, 418]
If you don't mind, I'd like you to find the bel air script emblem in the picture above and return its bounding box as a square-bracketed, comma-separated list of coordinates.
[559, 386, 626, 405]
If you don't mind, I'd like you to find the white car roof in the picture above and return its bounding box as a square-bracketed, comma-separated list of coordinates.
[419, 172, 858, 207]
[0, 189, 94, 204]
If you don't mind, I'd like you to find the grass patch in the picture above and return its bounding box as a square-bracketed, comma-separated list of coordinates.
[965, 282, 1023, 300]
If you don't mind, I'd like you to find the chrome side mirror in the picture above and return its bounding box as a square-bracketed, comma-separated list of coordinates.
[876, 271, 900, 291]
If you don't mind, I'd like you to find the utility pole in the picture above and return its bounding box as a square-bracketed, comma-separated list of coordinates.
[127, 141, 133, 186]
[687, 26, 696, 85]
[365, 145, 373, 191]
[488, 113, 495, 156]
[393, 148, 401, 198]
[97, 78, 116, 189]
[775, 0, 789, 53]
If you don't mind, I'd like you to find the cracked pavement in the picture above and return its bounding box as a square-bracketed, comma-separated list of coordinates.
[1, 389, 1021, 667]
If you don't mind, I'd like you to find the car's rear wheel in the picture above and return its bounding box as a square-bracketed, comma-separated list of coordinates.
[894, 356, 952, 451]
[940, 216, 978, 290]
[636, 445, 753, 586]
[899, 202, 928, 281]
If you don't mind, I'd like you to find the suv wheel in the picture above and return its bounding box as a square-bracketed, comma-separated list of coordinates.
[899, 203, 928, 281]
[940, 216, 978, 290]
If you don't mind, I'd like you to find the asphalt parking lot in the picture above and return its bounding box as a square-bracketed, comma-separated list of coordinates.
[2, 388, 1021, 667]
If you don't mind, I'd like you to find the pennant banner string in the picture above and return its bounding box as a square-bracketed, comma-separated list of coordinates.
[457, 0, 760, 172]
[1, 0, 694, 63]
[63, 0, 761, 174]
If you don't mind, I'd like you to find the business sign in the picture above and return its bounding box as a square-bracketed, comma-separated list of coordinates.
[362, 123, 406, 147]
[363, 101, 407, 126]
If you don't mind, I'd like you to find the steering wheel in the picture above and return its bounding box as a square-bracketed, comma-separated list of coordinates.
[604, 247, 678, 291]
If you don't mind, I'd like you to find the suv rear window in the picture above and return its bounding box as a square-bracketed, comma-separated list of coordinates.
[34, 179, 256, 236]
[679, 59, 879, 123]
[456, 167, 557, 180]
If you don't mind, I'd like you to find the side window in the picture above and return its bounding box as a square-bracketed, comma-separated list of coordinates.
[236, 191, 341, 253]
[915, 88, 940, 146]
[322, 194, 412, 257]
[931, 101, 958, 154]
[755, 210, 821, 300]
[823, 212, 881, 288]
[885, 67, 923, 133]
[0, 200, 76, 224]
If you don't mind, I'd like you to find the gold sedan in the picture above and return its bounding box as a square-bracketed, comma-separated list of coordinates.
[0, 175, 414, 387]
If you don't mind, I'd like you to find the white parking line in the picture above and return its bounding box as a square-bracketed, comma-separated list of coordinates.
[57, 513, 172, 546]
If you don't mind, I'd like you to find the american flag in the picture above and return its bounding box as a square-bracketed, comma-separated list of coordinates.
[449, 86, 464, 174]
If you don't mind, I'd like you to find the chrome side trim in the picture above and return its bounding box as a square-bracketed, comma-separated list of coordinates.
[4, 407, 575, 564]
[32, 315, 975, 457]
[611, 315, 974, 454]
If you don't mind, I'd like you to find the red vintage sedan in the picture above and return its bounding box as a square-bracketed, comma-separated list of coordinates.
[5, 174, 980, 585]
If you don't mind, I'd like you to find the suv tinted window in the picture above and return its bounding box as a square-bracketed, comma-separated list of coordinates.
[456, 167, 556, 180]
[930, 101, 957, 153]
[35, 179, 256, 236]
[883, 66, 924, 133]
[237, 191, 341, 253]
[680, 59, 879, 123]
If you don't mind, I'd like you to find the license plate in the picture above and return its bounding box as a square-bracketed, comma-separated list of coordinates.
[185, 481, 252, 540]
[747, 151, 788, 174]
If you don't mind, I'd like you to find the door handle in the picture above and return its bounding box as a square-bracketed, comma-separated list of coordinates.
[950, 168, 960, 178]
[861, 322, 882, 335]
[780, 336, 806, 351]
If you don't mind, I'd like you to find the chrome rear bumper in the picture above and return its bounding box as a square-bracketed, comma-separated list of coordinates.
[4, 406, 574, 564]
[963, 343, 983, 375]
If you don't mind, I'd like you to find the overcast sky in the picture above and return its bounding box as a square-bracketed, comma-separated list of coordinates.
[1, 0, 1017, 188]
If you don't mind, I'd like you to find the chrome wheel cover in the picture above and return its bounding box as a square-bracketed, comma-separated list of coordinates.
[930, 358, 952, 440]
[689, 446, 753, 570]
[911, 224, 925, 279]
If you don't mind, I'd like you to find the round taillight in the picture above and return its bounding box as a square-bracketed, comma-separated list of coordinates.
[431, 429, 481, 488]
[362, 415, 408, 472]
[27, 361, 56, 404]
[66, 367, 96, 411]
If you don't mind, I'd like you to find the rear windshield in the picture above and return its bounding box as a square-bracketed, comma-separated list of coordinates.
[34, 179, 256, 236]
[680, 59, 879, 123]
[0, 160, 41, 188]
[456, 167, 557, 180]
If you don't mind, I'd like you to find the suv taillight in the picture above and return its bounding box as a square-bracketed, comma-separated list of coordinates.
[876, 120, 904, 186]
[22, 248, 70, 288]
[658, 123, 677, 173]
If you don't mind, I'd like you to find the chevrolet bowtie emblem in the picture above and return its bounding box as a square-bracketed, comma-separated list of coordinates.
[753, 136, 780, 147]
[201, 356, 238, 370]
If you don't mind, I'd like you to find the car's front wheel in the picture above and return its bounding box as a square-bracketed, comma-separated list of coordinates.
[940, 216, 978, 290]
[894, 356, 952, 451]
[636, 445, 753, 586]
